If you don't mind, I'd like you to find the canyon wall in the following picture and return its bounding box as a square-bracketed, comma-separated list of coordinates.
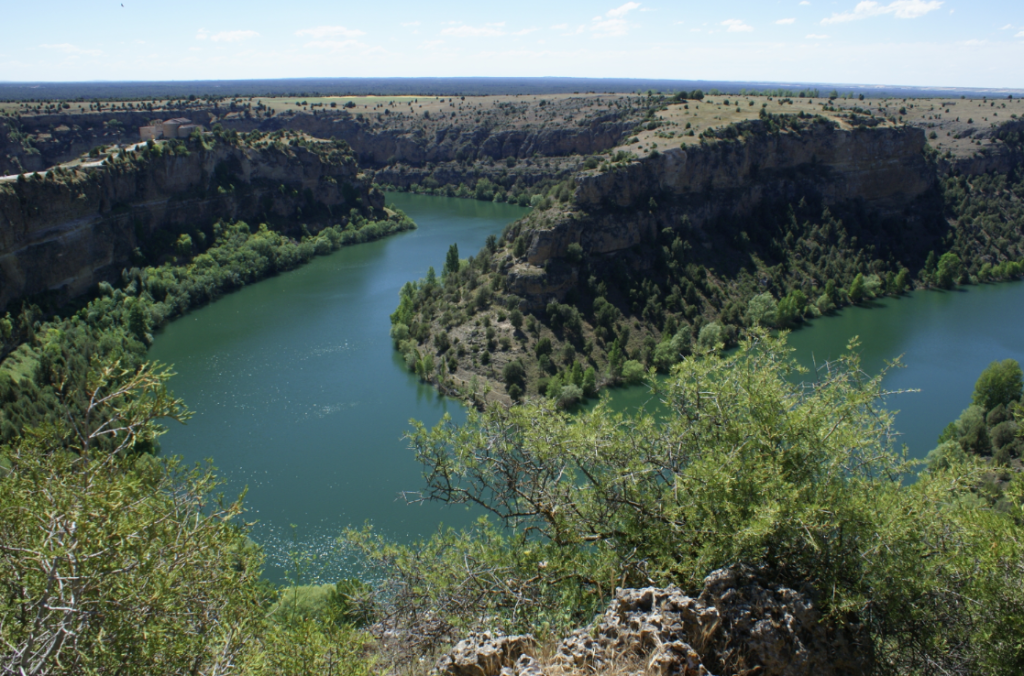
[224, 112, 635, 167]
[506, 121, 941, 306]
[0, 139, 380, 310]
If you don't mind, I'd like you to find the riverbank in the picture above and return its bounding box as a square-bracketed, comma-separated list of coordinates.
[0, 207, 414, 445]
[600, 280, 1024, 461]
[147, 193, 528, 581]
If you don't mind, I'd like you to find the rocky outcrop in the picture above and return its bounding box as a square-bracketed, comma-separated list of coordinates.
[0, 139, 380, 310]
[577, 122, 929, 213]
[222, 111, 636, 168]
[557, 567, 869, 676]
[435, 633, 536, 676]
[939, 119, 1024, 176]
[506, 122, 940, 307]
[434, 566, 869, 676]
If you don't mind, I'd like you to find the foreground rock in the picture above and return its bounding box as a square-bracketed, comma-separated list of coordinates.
[434, 633, 536, 676]
[436, 566, 870, 676]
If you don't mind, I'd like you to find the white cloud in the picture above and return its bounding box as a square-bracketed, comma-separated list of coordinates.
[441, 24, 505, 37]
[607, 2, 641, 18]
[822, 1, 942, 25]
[587, 2, 642, 37]
[513, 27, 539, 36]
[296, 26, 365, 39]
[999, 24, 1012, 30]
[806, 33, 829, 39]
[39, 43, 102, 56]
[776, 18, 796, 24]
[1017, 30, 1024, 38]
[550, 23, 569, 29]
[197, 29, 260, 42]
[591, 18, 629, 36]
[800, 1, 811, 5]
[722, 19, 754, 32]
[402, 21, 420, 27]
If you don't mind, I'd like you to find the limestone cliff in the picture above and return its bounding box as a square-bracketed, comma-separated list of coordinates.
[222, 109, 637, 167]
[0, 137, 381, 310]
[507, 120, 940, 306]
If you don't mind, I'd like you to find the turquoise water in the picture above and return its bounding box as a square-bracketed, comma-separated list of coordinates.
[148, 194, 529, 580]
[603, 283, 1024, 460]
[150, 191, 1024, 579]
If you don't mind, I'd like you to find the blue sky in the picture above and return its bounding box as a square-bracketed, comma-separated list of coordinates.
[1, 0, 1022, 87]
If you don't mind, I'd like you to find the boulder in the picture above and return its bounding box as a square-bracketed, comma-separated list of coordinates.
[435, 632, 536, 676]
[556, 565, 870, 676]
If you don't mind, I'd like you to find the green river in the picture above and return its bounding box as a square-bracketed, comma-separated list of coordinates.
[149, 193, 1024, 580]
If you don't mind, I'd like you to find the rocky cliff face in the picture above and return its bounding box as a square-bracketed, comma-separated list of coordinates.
[0, 139, 380, 310]
[939, 118, 1024, 176]
[223, 111, 635, 168]
[507, 121, 938, 305]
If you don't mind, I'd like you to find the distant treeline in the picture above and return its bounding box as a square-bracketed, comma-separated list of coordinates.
[2, 77, 1022, 102]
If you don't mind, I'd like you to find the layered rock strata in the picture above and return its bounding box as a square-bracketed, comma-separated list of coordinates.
[0, 140, 380, 309]
[507, 122, 939, 307]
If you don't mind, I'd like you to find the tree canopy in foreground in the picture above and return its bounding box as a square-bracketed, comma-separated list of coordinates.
[355, 331, 1024, 675]
[2, 332, 1022, 675]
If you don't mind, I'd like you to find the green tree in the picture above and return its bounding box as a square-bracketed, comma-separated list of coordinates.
[502, 359, 526, 392]
[848, 273, 867, 304]
[126, 298, 151, 345]
[0, 362, 260, 674]
[936, 252, 963, 289]
[745, 292, 778, 327]
[775, 289, 807, 327]
[972, 359, 1023, 411]
[509, 308, 523, 332]
[175, 233, 193, 258]
[621, 359, 645, 384]
[893, 267, 910, 293]
[443, 243, 460, 278]
[389, 332, 1024, 673]
[697, 322, 724, 350]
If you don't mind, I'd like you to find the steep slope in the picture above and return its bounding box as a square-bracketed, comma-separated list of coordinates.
[390, 115, 1024, 406]
[0, 133, 383, 310]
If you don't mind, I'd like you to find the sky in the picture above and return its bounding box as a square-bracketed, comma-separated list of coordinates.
[1, 0, 1022, 88]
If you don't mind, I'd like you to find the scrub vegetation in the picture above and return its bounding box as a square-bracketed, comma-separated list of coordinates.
[928, 358, 1024, 503]
[4, 332, 1023, 674]
[4, 85, 1024, 675]
[390, 153, 1024, 410]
